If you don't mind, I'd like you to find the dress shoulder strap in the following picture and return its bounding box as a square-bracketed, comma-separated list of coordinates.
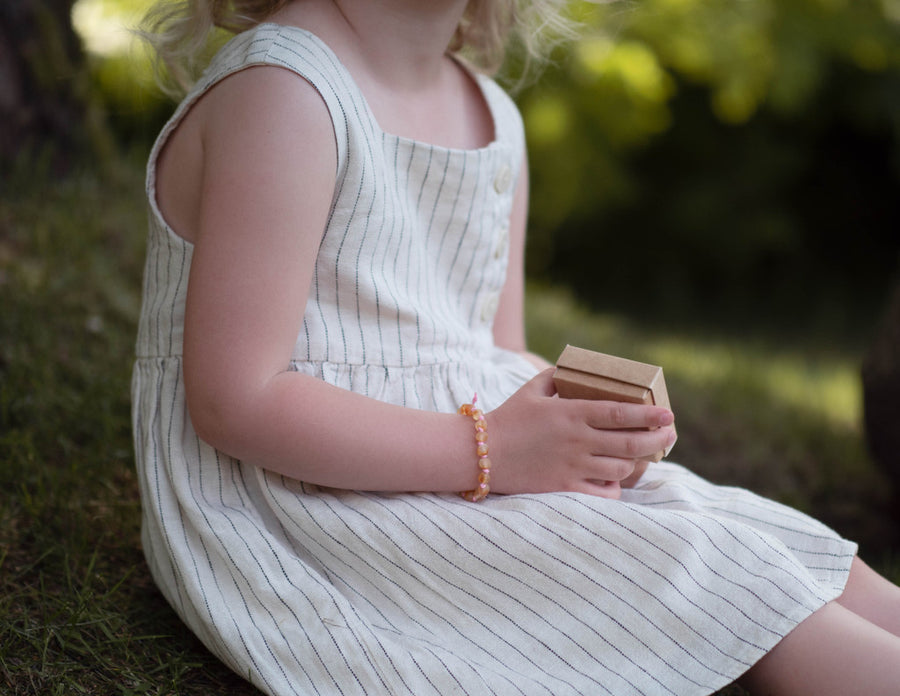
[147, 24, 354, 199]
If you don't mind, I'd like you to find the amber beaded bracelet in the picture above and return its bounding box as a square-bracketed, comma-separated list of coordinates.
[458, 396, 491, 502]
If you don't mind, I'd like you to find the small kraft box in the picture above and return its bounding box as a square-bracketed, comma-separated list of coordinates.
[553, 345, 675, 461]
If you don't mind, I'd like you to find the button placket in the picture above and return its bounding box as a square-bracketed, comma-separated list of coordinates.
[493, 164, 512, 194]
[493, 225, 509, 260]
[480, 293, 499, 323]
[479, 158, 513, 326]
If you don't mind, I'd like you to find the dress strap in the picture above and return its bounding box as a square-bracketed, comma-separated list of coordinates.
[146, 24, 356, 205]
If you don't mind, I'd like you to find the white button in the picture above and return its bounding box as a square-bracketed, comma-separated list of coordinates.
[493, 226, 509, 260]
[493, 164, 512, 194]
[481, 293, 499, 322]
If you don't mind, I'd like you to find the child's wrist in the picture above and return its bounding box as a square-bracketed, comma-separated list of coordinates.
[457, 395, 491, 502]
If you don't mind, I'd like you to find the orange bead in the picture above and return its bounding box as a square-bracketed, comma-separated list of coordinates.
[458, 398, 491, 502]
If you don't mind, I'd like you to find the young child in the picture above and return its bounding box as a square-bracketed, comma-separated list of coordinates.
[133, 1, 900, 694]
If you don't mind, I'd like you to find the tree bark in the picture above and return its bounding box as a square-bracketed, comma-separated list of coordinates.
[0, 0, 111, 174]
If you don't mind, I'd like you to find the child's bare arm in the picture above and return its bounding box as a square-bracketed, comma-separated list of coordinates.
[181, 67, 473, 492]
[181, 67, 673, 495]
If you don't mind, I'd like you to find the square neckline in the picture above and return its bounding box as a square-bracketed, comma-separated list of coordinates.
[258, 23, 503, 155]
[146, 22, 511, 250]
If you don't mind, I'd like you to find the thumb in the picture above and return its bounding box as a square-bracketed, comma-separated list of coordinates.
[527, 367, 559, 397]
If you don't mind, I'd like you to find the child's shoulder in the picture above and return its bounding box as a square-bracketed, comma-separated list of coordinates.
[178, 23, 345, 153]
[197, 23, 337, 90]
[152, 25, 339, 244]
[187, 22, 355, 133]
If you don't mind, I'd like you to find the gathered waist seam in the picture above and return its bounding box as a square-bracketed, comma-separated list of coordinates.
[288, 357, 486, 371]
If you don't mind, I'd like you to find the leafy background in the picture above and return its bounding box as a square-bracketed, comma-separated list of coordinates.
[515, 0, 900, 336]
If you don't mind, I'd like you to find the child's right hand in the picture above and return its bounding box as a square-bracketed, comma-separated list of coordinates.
[488, 369, 676, 499]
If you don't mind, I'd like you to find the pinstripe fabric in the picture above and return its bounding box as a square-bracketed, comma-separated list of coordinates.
[133, 24, 856, 696]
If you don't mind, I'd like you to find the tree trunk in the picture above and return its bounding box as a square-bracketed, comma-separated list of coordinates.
[0, 0, 112, 174]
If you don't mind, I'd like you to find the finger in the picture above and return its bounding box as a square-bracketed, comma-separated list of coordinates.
[529, 367, 559, 397]
[590, 427, 676, 461]
[574, 479, 623, 499]
[621, 459, 649, 488]
[585, 400, 674, 430]
[581, 455, 636, 483]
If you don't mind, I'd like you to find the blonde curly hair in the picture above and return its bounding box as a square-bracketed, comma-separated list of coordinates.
[141, 0, 576, 96]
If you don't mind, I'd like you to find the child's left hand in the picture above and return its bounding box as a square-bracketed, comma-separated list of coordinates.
[620, 461, 650, 488]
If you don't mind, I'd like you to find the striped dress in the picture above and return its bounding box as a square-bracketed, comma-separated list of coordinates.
[132, 24, 857, 696]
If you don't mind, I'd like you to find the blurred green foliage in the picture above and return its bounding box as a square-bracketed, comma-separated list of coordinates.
[71, 0, 171, 142]
[514, 0, 900, 337]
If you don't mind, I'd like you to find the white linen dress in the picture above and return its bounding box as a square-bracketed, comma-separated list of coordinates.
[132, 23, 857, 696]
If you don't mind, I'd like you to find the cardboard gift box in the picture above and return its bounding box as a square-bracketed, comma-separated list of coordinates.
[553, 345, 675, 461]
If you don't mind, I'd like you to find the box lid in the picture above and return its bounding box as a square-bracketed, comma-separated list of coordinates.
[555, 345, 670, 410]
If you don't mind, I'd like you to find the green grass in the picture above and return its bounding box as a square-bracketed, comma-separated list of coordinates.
[0, 155, 260, 694]
[0, 154, 895, 694]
